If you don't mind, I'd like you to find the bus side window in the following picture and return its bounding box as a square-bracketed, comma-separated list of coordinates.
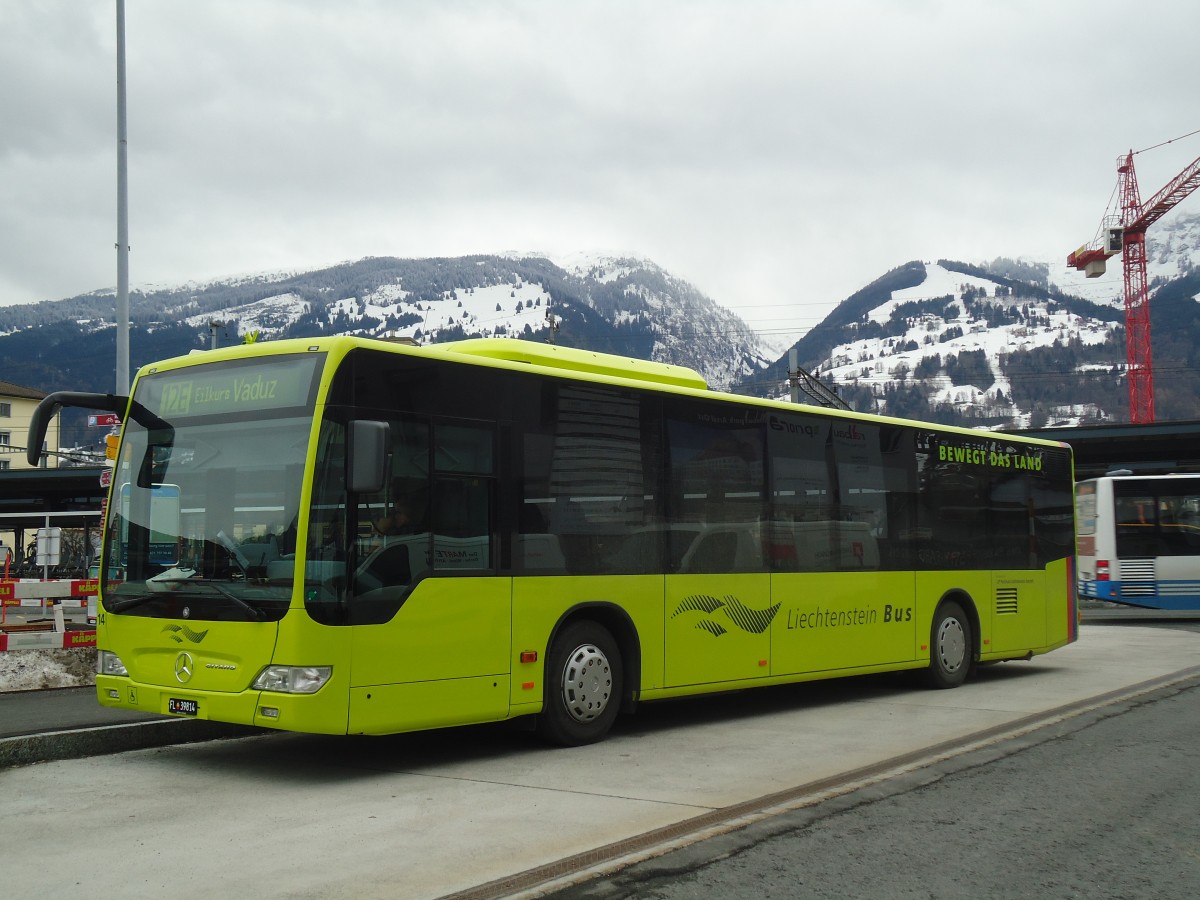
[665, 399, 767, 573]
[520, 384, 661, 576]
[432, 475, 492, 570]
[431, 421, 495, 572]
[766, 411, 833, 573]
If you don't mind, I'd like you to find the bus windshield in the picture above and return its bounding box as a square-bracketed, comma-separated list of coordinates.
[101, 352, 324, 621]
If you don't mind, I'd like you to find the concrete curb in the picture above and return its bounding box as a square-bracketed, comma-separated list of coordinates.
[0, 719, 268, 770]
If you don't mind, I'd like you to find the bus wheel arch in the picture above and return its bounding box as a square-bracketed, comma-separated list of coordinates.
[924, 592, 977, 689]
[537, 604, 638, 746]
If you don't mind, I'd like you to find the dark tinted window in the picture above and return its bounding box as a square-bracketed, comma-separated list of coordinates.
[767, 415, 916, 572]
[517, 383, 661, 575]
[330, 348, 504, 420]
[916, 435, 1073, 570]
[665, 399, 766, 573]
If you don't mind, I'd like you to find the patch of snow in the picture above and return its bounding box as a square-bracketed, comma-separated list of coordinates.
[183, 292, 310, 337]
[542, 251, 658, 282]
[869, 263, 996, 324]
[816, 262, 1122, 424]
[0, 648, 95, 692]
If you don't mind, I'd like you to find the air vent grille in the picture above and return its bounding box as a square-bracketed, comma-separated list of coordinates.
[996, 587, 1019, 616]
[1120, 559, 1156, 597]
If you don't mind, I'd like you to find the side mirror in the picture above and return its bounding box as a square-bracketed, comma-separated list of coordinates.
[27, 391, 128, 466]
[347, 420, 389, 495]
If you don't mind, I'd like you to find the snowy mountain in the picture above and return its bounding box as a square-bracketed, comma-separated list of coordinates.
[3, 212, 1199, 448]
[811, 261, 1115, 426]
[748, 211, 1200, 428]
[0, 253, 772, 447]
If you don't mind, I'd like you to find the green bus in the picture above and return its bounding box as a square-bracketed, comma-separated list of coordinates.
[30, 336, 1078, 745]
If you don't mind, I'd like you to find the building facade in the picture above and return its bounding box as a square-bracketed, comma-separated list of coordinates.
[0, 381, 58, 472]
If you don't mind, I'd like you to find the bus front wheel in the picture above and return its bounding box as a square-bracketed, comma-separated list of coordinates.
[925, 600, 972, 689]
[538, 620, 623, 746]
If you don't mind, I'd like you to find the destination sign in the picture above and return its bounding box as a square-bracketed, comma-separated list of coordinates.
[135, 353, 323, 420]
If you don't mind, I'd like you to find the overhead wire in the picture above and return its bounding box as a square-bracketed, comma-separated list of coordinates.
[1133, 127, 1200, 156]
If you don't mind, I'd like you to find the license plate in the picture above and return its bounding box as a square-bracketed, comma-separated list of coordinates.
[168, 698, 199, 716]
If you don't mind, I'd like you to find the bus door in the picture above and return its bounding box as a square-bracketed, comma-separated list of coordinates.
[316, 415, 510, 733]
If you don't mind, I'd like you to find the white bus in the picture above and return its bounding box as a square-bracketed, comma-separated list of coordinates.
[1076, 473, 1200, 610]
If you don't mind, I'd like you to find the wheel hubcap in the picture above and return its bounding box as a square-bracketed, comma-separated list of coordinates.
[937, 617, 967, 673]
[561, 643, 612, 723]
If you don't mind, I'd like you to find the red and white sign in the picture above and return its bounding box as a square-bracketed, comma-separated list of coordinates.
[0, 628, 96, 652]
[0, 578, 120, 606]
[88, 414, 121, 427]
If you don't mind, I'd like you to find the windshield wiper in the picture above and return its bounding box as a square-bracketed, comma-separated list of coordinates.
[144, 577, 267, 621]
[105, 593, 160, 613]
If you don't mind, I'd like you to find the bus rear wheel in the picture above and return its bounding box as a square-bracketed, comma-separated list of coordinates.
[537, 620, 622, 746]
[925, 600, 972, 689]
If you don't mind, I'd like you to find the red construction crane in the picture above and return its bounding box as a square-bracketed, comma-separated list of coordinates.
[1067, 149, 1200, 423]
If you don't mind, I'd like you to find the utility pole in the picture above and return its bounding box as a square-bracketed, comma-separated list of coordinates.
[789, 349, 801, 404]
[115, 0, 130, 394]
[788, 348, 849, 410]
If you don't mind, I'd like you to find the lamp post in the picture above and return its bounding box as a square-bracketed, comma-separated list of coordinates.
[115, 0, 130, 394]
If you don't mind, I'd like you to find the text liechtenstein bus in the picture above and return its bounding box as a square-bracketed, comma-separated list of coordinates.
[1076, 473, 1200, 610]
[29, 337, 1078, 745]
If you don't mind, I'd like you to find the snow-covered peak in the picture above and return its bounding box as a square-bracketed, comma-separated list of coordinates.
[542, 251, 663, 283]
[868, 263, 998, 324]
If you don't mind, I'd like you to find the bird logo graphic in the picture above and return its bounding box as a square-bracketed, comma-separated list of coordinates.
[161, 623, 210, 644]
[671, 593, 780, 637]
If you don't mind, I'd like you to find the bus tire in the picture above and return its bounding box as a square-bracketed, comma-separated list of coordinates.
[925, 600, 972, 689]
[538, 620, 623, 746]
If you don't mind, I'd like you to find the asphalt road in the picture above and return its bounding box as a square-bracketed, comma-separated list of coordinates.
[550, 666, 1200, 899]
[0, 686, 152, 738]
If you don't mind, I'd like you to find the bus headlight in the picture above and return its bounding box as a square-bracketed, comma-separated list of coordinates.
[251, 665, 332, 694]
[97, 650, 128, 677]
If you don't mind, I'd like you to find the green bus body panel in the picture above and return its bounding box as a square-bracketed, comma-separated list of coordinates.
[263, 609, 353, 733]
[347, 577, 512, 734]
[94, 613, 353, 735]
[990, 572, 1047, 653]
[665, 574, 772, 685]
[349, 677, 512, 735]
[98, 615, 279, 693]
[350, 578, 511, 687]
[770, 572, 918, 674]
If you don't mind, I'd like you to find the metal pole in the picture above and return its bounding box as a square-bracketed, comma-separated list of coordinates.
[41, 515, 50, 618]
[115, 0, 130, 394]
[789, 349, 800, 404]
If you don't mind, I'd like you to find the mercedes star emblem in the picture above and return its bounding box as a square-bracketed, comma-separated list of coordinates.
[175, 651, 194, 683]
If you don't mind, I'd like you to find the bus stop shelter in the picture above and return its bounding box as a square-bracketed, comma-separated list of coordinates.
[1016, 420, 1200, 480]
[0, 467, 107, 574]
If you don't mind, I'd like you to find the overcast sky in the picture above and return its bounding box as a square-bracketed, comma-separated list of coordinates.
[2, 0, 1198, 340]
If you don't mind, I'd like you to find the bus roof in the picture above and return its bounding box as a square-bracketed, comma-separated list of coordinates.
[438, 338, 709, 391]
[138, 336, 1070, 451]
